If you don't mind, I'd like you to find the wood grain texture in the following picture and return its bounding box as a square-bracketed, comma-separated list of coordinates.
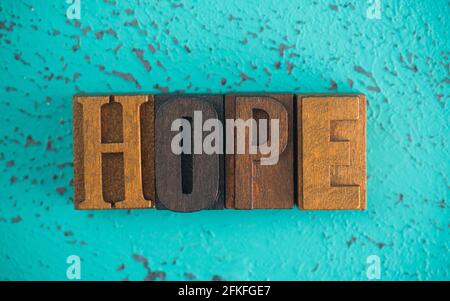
[155, 95, 224, 212]
[225, 94, 294, 209]
[73, 95, 155, 210]
[298, 95, 366, 210]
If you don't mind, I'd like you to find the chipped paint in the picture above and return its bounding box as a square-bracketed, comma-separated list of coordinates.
[0, 0, 449, 280]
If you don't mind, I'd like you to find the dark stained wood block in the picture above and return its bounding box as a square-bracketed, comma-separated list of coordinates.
[155, 95, 225, 212]
[298, 95, 366, 210]
[225, 94, 294, 209]
[73, 95, 155, 209]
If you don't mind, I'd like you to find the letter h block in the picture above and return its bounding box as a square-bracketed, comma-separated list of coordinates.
[73, 95, 155, 209]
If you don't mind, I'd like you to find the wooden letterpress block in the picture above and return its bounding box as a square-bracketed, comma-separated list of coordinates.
[298, 95, 366, 210]
[225, 94, 294, 209]
[155, 95, 225, 212]
[73, 95, 155, 209]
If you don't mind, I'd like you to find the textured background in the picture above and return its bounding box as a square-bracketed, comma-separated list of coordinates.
[0, 0, 448, 280]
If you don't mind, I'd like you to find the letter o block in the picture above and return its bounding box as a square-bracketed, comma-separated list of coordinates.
[155, 95, 225, 212]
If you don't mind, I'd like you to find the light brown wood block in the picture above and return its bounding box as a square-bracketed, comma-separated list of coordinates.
[225, 94, 294, 209]
[298, 95, 366, 210]
[73, 95, 155, 209]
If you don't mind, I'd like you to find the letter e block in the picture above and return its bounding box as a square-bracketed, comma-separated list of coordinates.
[298, 95, 366, 210]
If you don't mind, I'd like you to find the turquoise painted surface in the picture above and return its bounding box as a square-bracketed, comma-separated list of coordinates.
[0, 0, 448, 280]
